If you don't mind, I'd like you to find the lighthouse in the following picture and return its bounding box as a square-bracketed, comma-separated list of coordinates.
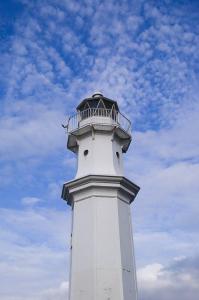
[62, 92, 140, 300]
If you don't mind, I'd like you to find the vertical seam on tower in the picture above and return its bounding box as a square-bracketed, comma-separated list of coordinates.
[94, 196, 97, 300]
[117, 198, 125, 299]
[129, 208, 139, 300]
[68, 206, 74, 299]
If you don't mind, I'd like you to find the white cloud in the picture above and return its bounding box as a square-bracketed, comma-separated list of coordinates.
[21, 197, 41, 206]
[0, 106, 65, 160]
[137, 256, 199, 300]
[40, 281, 69, 300]
[134, 231, 199, 268]
[0, 206, 71, 300]
[138, 263, 164, 286]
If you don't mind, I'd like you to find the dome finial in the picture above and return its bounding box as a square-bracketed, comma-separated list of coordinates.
[92, 91, 103, 98]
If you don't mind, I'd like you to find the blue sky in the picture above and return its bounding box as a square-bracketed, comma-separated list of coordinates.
[0, 0, 199, 299]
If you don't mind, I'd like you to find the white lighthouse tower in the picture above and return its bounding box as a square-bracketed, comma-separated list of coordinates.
[62, 92, 140, 300]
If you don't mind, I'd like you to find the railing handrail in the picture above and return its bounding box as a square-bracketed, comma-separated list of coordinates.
[67, 108, 131, 134]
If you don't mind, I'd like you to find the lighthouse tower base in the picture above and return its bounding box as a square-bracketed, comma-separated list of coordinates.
[62, 175, 140, 300]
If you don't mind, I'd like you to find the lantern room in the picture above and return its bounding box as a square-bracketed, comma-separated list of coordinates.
[77, 92, 119, 112]
[66, 93, 132, 156]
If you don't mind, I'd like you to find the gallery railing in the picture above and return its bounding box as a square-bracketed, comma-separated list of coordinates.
[67, 108, 131, 134]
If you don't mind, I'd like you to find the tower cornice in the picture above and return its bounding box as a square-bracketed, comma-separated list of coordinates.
[62, 174, 140, 206]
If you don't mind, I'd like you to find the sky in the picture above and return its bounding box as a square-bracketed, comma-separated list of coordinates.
[0, 0, 199, 299]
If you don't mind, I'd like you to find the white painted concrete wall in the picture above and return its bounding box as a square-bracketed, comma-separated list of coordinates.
[118, 200, 137, 299]
[65, 179, 138, 300]
[75, 131, 124, 178]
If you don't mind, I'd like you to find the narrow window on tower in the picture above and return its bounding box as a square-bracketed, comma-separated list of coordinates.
[116, 151, 120, 159]
[84, 150, 89, 156]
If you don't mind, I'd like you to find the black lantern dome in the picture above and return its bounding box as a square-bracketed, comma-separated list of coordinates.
[76, 92, 119, 112]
